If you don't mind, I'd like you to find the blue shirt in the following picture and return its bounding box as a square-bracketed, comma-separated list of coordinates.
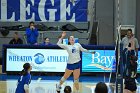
[26, 28, 39, 44]
[15, 73, 31, 93]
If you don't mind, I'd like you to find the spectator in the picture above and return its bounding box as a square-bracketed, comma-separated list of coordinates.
[124, 89, 136, 93]
[64, 86, 72, 93]
[124, 78, 137, 93]
[26, 21, 39, 45]
[95, 82, 108, 93]
[56, 86, 72, 93]
[42, 37, 52, 45]
[57, 91, 60, 93]
[9, 32, 23, 44]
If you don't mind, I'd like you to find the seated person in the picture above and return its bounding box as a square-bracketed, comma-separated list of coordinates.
[42, 37, 52, 45]
[95, 82, 108, 93]
[9, 32, 23, 44]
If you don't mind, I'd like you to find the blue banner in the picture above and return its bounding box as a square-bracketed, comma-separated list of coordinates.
[82, 50, 140, 73]
[0, 0, 87, 22]
[82, 50, 116, 72]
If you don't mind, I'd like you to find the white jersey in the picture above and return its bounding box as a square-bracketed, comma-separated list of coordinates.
[57, 39, 88, 64]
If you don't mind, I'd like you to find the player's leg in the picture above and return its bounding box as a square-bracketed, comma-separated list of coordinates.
[60, 69, 73, 85]
[56, 69, 73, 91]
[73, 68, 80, 93]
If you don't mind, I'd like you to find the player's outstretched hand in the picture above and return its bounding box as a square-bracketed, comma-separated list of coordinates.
[61, 31, 66, 38]
[91, 51, 96, 54]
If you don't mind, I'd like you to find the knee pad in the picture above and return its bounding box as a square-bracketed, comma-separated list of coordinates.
[74, 79, 79, 84]
[60, 77, 66, 82]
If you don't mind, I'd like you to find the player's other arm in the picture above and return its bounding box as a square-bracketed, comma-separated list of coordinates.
[78, 43, 95, 54]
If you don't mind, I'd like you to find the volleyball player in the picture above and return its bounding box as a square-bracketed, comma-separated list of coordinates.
[56, 31, 95, 93]
[15, 63, 32, 93]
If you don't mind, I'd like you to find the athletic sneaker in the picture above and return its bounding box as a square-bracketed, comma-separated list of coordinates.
[56, 84, 61, 92]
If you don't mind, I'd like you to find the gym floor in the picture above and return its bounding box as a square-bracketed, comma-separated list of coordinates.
[0, 74, 140, 93]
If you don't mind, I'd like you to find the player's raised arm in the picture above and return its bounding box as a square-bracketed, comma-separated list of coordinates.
[57, 31, 67, 49]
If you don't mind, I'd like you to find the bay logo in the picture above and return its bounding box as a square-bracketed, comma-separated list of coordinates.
[34, 53, 45, 64]
[92, 51, 115, 68]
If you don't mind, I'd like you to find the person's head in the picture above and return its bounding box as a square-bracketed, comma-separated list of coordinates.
[29, 21, 35, 28]
[123, 89, 134, 93]
[14, 32, 19, 40]
[44, 37, 50, 44]
[68, 36, 75, 45]
[64, 86, 72, 93]
[21, 63, 32, 76]
[57, 91, 60, 93]
[127, 29, 133, 38]
[95, 82, 108, 93]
